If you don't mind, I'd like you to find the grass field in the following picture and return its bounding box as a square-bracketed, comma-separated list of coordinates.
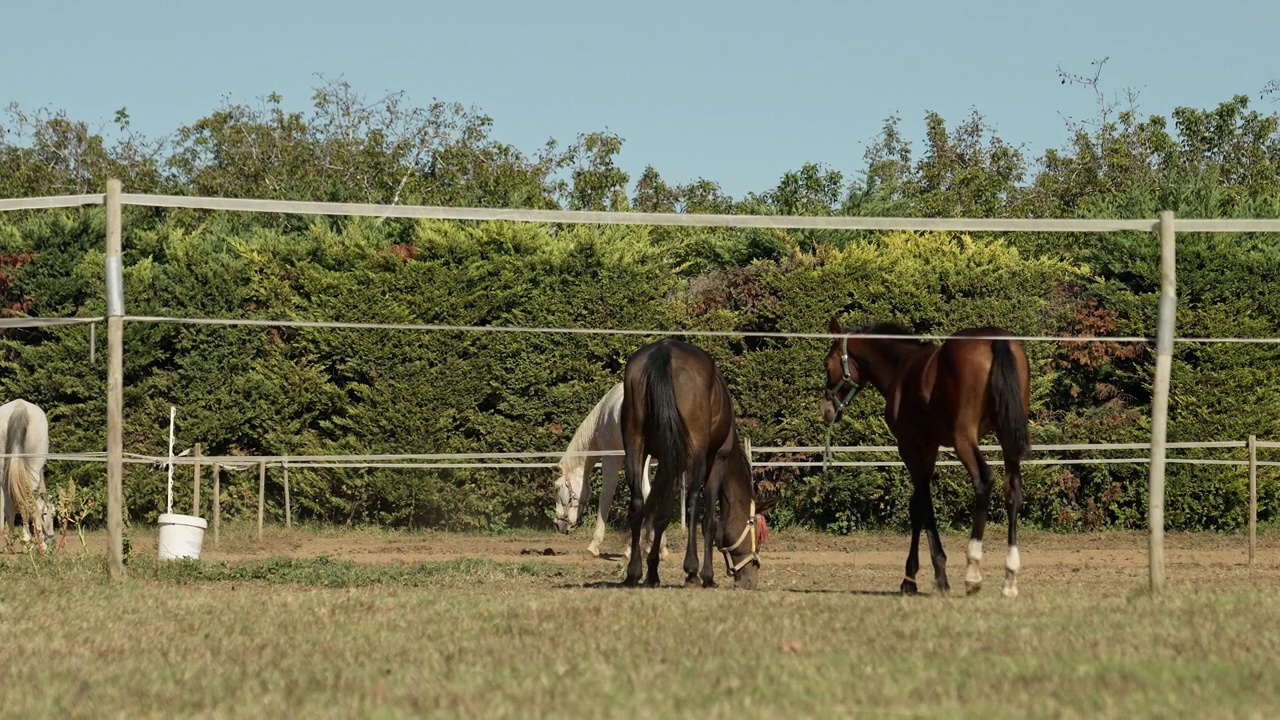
[2, 524, 1278, 719]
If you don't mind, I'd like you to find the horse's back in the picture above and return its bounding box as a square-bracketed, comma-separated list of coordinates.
[624, 337, 734, 449]
[0, 399, 49, 460]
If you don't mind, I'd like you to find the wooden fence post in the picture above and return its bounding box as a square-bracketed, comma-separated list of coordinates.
[1147, 210, 1176, 594]
[284, 458, 292, 530]
[258, 460, 266, 542]
[192, 443, 202, 517]
[1249, 434, 1258, 568]
[212, 462, 221, 548]
[105, 178, 126, 582]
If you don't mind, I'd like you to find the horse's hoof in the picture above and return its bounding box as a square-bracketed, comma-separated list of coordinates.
[645, 576, 661, 588]
[900, 579, 919, 596]
[1002, 583, 1018, 599]
[701, 577, 718, 589]
[965, 580, 983, 596]
[684, 576, 700, 589]
[623, 574, 641, 588]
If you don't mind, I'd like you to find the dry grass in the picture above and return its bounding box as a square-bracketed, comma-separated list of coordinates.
[2, 525, 1278, 719]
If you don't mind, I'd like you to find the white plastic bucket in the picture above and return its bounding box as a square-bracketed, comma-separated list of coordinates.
[157, 513, 208, 560]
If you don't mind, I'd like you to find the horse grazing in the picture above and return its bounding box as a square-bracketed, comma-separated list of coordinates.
[0, 399, 53, 553]
[552, 381, 673, 559]
[620, 338, 775, 589]
[820, 318, 1031, 598]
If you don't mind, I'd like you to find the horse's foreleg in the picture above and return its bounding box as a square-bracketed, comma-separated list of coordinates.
[592, 457, 619, 558]
[902, 482, 925, 596]
[955, 438, 994, 595]
[900, 442, 940, 595]
[922, 488, 949, 595]
[1004, 461, 1025, 599]
[698, 453, 722, 588]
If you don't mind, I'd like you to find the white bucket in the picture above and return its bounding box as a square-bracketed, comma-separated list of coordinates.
[157, 513, 208, 560]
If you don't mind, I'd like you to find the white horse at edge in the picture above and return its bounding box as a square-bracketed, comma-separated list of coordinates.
[0, 398, 53, 552]
[553, 382, 684, 559]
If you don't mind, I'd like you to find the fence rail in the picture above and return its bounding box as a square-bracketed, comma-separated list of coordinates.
[7, 190, 1280, 232]
[4, 438, 1274, 467]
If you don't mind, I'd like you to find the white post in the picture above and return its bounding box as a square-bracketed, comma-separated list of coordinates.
[105, 179, 126, 581]
[212, 463, 221, 548]
[284, 458, 292, 530]
[258, 460, 266, 542]
[192, 443, 202, 517]
[1147, 210, 1176, 594]
[1248, 434, 1257, 568]
[165, 406, 176, 515]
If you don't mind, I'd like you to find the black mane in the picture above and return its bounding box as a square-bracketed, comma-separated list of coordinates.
[847, 320, 931, 346]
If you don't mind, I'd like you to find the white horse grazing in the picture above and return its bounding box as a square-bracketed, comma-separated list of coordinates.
[553, 382, 678, 559]
[0, 399, 53, 552]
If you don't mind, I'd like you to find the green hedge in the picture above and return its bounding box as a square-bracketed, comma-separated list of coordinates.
[4, 211, 1279, 533]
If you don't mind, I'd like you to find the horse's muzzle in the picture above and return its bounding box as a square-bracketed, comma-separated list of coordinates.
[820, 398, 838, 424]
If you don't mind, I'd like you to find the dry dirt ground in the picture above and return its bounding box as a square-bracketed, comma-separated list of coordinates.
[89, 523, 1280, 594]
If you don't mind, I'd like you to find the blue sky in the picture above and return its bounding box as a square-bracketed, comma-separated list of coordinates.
[4, 0, 1276, 198]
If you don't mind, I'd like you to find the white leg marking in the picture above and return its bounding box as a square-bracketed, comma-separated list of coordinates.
[967, 538, 983, 563]
[965, 538, 984, 592]
[1003, 545, 1021, 599]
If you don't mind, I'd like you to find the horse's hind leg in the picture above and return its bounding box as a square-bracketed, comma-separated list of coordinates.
[638, 455, 668, 560]
[644, 473, 676, 588]
[955, 437, 995, 595]
[1003, 459, 1025, 598]
[621, 433, 647, 587]
[683, 471, 702, 587]
[0, 480, 11, 553]
[652, 458, 670, 559]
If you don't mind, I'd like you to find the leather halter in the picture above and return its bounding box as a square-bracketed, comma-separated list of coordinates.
[824, 335, 865, 419]
[720, 498, 759, 577]
[554, 471, 580, 531]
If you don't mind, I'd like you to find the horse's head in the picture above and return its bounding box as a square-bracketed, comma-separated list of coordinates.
[718, 446, 779, 590]
[821, 316, 865, 423]
[552, 462, 587, 533]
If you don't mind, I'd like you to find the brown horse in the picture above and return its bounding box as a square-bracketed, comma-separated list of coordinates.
[820, 318, 1031, 598]
[620, 338, 775, 589]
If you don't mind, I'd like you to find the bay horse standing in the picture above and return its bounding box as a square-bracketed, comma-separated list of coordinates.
[621, 338, 773, 589]
[820, 318, 1031, 598]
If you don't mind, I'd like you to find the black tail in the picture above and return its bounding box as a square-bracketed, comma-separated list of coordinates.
[641, 345, 689, 500]
[989, 340, 1030, 462]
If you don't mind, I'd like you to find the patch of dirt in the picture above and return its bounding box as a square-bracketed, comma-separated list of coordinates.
[46, 526, 1280, 595]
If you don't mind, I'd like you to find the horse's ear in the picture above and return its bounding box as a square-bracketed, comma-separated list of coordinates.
[828, 316, 843, 336]
[755, 496, 780, 516]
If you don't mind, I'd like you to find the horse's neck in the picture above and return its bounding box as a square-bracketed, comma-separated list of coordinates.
[855, 340, 921, 396]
